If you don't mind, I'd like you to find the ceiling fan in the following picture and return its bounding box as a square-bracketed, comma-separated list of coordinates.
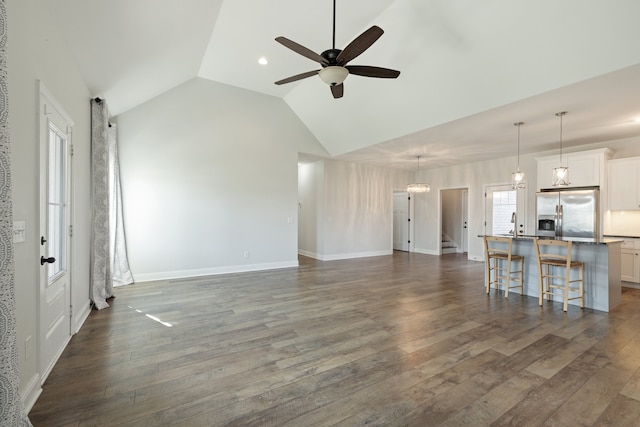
[274, 0, 400, 99]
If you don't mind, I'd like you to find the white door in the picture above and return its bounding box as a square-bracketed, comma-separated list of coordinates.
[39, 86, 73, 382]
[485, 184, 527, 236]
[393, 192, 410, 251]
[462, 189, 469, 253]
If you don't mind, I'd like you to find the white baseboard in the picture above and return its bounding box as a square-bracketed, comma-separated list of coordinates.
[133, 260, 299, 283]
[298, 249, 320, 259]
[24, 300, 91, 413]
[622, 282, 640, 289]
[73, 299, 92, 334]
[322, 250, 393, 261]
[298, 249, 392, 261]
[22, 373, 42, 414]
[414, 247, 440, 256]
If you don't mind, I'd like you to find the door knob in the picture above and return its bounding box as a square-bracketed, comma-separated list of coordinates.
[40, 256, 56, 265]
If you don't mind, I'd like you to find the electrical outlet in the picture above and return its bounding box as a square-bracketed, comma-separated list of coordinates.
[243, 250, 250, 258]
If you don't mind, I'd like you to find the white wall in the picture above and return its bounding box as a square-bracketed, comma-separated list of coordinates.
[115, 78, 328, 281]
[8, 0, 93, 409]
[298, 159, 412, 260]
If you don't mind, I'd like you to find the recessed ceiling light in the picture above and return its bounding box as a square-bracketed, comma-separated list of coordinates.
[258, 57, 268, 65]
[634, 117, 640, 123]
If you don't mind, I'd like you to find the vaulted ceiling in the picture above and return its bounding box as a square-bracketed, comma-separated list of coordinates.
[46, 0, 640, 169]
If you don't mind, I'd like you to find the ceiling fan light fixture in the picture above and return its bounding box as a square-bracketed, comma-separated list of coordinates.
[318, 66, 349, 86]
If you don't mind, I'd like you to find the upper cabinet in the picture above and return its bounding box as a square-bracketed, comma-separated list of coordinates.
[536, 148, 612, 190]
[609, 157, 640, 211]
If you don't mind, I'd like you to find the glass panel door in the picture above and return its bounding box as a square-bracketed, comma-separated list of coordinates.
[47, 124, 68, 281]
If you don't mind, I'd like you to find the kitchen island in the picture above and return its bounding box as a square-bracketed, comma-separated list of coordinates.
[483, 235, 622, 312]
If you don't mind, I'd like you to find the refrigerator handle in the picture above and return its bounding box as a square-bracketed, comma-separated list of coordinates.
[557, 204, 563, 238]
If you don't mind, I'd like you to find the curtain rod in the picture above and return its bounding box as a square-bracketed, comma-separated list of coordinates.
[92, 97, 111, 126]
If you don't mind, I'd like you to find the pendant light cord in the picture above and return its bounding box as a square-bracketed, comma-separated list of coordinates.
[556, 111, 567, 165]
[514, 122, 523, 171]
[517, 125, 520, 170]
[559, 113, 563, 163]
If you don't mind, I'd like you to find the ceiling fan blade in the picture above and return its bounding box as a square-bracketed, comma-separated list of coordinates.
[275, 70, 320, 85]
[336, 26, 384, 65]
[345, 65, 400, 79]
[275, 37, 328, 65]
[331, 84, 344, 99]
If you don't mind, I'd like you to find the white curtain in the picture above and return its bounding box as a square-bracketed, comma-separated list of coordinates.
[91, 99, 133, 310]
[108, 123, 134, 287]
[0, 0, 33, 425]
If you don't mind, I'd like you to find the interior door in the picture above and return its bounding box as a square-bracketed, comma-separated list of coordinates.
[462, 189, 468, 252]
[39, 87, 73, 382]
[393, 192, 409, 251]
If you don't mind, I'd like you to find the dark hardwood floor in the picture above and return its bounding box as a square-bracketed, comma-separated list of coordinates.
[29, 252, 640, 426]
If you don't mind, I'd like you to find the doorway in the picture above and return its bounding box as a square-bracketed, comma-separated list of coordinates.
[39, 84, 74, 382]
[484, 184, 527, 236]
[440, 188, 469, 254]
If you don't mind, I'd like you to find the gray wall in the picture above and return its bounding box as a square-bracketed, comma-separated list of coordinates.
[115, 77, 329, 280]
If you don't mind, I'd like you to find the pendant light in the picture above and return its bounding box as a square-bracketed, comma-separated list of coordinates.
[407, 155, 430, 193]
[511, 121, 525, 189]
[552, 111, 570, 186]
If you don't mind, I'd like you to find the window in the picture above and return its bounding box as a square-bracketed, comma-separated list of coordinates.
[46, 123, 68, 281]
[491, 190, 517, 235]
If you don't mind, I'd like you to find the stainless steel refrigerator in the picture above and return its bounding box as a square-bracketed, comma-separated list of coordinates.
[535, 188, 599, 238]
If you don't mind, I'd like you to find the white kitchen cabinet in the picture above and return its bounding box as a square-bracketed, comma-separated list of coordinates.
[536, 148, 612, 190]
[608, 157, 640, 211]
[536, 157, 561, 189]
[621, 239, 640, 283]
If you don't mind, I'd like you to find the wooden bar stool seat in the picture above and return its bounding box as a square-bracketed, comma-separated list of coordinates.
[483, 236, 524, 297]
[534, 238, 584, 312]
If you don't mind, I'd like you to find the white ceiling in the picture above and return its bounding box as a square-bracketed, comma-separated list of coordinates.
[47, 0, 640, 170]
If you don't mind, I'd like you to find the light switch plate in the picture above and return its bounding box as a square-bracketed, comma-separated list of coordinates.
[13, 221, 26, 243]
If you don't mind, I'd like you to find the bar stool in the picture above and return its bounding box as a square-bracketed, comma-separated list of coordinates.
[534, 238, 584, 312]
[483, 236, 524, 297]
